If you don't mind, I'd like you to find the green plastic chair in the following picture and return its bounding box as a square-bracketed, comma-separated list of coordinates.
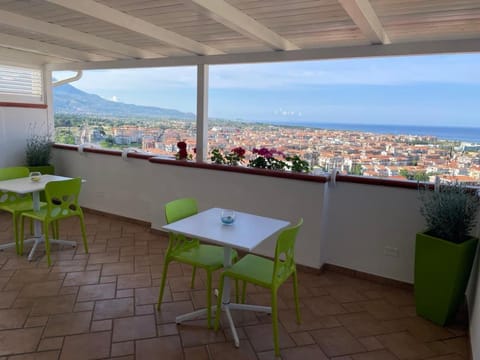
[157, 198, 238, 328]
[0, 167, 39, 254]
[215, 219, 303, 356]
[19, 178, 88, 265]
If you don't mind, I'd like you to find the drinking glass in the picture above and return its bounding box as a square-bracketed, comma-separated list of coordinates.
[221, 209, 236, 225]
[29, 171, 42, 182]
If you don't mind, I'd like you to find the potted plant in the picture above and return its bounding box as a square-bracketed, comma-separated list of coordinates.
[415, 182, 479, 325]
[25, 134, 55, 175]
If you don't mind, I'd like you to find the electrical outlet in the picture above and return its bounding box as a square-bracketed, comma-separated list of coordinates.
[384, 246, 399, 257]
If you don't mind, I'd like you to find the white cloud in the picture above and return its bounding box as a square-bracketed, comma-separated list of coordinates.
[111, 96, 118, 102]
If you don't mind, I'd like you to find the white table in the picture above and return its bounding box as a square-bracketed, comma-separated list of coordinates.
[0, 175, 77, 260]
[162, 207, 289, 347]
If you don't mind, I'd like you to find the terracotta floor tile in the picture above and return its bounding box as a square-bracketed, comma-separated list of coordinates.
[135, 286, 163, 305]
[111, 341, 134, 357]
[43, 312, 92, 337]
[112, 315, 156, 342]
[244, 323, 295, 352]
[18, 281, 62, 298]
[63, 271, 100, 287]
[208, 341, 258, 360]
[290, 331, 316, 346]
[24, 316, 48, 328]
[37, 336, 64, 351]
[73, 301, 94, 312]
[178, 319, 225, 347]
[101, 262, 134, 276]
[377, 331, 436, 359]
[91, 319, 112, 332]
[336, 312, 389, 337]
[136, 336, 183, 360]
[0, 327, 43, 356]
[7, 350, 61, 360]
[60, 331, 111, 360]
[77, 283, 116, 301]
[30, 295, 75, 316]
[0, 291, 18, 309]
[351, 349, 399, 359]
[0, 309, 29, 330]
[310, 327, 366, 357]
[156, 300, 194, 324]
[117, 273, 151, 289]
[303, 295, 347, 317]
[184, 345, 209, 360]
[279, 344, 329, 360]
[93, 298, 134, 320]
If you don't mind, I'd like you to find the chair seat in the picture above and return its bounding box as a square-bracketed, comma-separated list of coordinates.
[19, 205, 50, 221]
[0, 200, 45, 213]
[173, 244, 237, 270]
[224, 254, 274, 288]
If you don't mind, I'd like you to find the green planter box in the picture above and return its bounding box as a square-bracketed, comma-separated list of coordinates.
[414, 232, 478, 325]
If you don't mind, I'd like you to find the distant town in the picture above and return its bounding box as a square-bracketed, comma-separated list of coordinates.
[55, 113, 480, 184]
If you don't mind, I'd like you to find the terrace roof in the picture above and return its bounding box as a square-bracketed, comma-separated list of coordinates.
[0, 0, 479, 70]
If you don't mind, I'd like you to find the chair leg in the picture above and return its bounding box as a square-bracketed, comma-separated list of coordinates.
[206, 270, 212, 328]
[271, 288, 280, 357]
[157, 259, 170, 310]
[79, 215, 88, 253]
[12, 214, 19, 255]
[190, 266, 197, 289]
[44, 221, 51, 266]
[292, 270, 301, 324]
[214, 274, 226, 331]
[241, 281, 247, 304]
[19, 215, 26, 256]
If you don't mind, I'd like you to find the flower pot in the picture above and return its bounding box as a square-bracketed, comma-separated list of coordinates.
[414, 232, 478, 325]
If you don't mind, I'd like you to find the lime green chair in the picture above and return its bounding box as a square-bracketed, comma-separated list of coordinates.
[0, 167, 39, 254]
[215, 219, 303, 356]
[157, 198, 238, 328]
[19, 178, 88, 265]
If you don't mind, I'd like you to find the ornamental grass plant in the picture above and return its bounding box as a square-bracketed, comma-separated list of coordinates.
[419, 182, 480, 244]
[25, 134, 54, 167]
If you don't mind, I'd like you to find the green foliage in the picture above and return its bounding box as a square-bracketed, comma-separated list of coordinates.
[419, 183, 480, 243]
[210, 148, 226, 164]
[286, 155, 310, 173]
[25, 135, 53, 166]
[349, 163, 363, 175]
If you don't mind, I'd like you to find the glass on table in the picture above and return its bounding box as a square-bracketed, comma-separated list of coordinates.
[221, 209, 236, 225]
[29, 172, 42, 182]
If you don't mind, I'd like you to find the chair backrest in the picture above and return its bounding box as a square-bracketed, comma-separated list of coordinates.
[165, 197, 198, 224]
[45, 178, 82, 219]
[0, 167, 31, 205]
[164, 198, 199, 255]
[272, 218, 303, 286]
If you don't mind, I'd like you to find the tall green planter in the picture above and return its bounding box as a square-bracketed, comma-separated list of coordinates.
[415, 232, 478, 326]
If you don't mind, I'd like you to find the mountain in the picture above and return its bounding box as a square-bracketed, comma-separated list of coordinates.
[53, 83, 195, 120]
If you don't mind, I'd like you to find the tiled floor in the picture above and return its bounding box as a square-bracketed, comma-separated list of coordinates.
[0, 211, 470, 360]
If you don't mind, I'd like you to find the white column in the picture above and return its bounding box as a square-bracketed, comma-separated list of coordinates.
[43, 66, 54, 137]
[196, 64, 209, 162]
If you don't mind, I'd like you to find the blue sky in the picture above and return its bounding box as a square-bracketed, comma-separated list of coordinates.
[54, 53, 480, 127]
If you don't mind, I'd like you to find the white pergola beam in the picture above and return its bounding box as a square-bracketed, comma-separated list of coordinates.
[0, 9, 159, 59]
[48, 38, 480, 71]
[338, 0, 390, 45]
[0, 46, 67, 67]
[188, 0, 299, 51]
[0, 33, 111, 62]
[46, 0, 223, 56]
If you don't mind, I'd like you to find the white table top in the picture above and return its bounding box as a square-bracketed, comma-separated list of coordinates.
[162, 208, 290, 252]
[0, 175, 73, 194]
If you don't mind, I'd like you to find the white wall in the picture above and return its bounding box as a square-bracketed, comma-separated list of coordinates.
[324, 181, 425, 283]
[0, 106, 49, 167]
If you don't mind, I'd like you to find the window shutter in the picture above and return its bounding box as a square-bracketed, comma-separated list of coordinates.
[0, 65, 43, 103]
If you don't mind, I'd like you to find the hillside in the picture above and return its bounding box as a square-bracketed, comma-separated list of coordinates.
[53, 83, 195, 120]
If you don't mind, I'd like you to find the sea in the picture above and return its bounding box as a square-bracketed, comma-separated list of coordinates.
[268, 122, 480, 144]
